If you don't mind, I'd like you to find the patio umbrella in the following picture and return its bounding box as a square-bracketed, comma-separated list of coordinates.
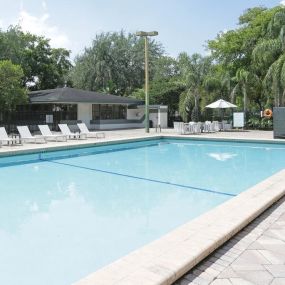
[206, 99, 237, 109]
[206, 99, 237, 121]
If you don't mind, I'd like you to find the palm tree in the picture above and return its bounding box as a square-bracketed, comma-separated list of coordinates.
[263, 54, 285, 107]
[231, 68, 250, 115]
[252, 8, 285, 106]
[178, 53, 211, 122]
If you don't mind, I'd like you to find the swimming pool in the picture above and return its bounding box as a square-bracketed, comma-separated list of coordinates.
[1, 138, 285, 285]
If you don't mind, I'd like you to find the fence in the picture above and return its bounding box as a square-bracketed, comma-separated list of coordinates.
[0, 110, 77, 133]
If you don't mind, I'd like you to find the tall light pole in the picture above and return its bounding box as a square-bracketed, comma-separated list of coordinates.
[136, 31, 158, 133]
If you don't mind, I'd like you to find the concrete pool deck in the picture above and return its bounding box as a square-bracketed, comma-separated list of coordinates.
[0, 129, 280, 155]
[175, 196, 285, 285]
[0, 128, 284, 285]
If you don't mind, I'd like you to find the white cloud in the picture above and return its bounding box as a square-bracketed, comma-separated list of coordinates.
[18, 7, 70, 50]
[42, 0, 47, 10]
[281, 0, 285, 6]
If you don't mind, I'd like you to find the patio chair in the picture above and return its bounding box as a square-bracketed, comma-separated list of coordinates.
[173, 122, 181, 133]
[17, 126, 46, 143]
[221, 120, 233, 131]
[58, 124, 87, 140]
[38, 125, 67, 142]
[0, 127, 20, 146]
[204, 121, 214, 133]
[189, 122, 202, 134]
[212, 121, 220, 132]
[176, 122, 190, 134]
[77, 123, 105, 138]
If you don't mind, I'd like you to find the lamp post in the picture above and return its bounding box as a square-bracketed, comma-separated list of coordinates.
[136, 31, 158, 133]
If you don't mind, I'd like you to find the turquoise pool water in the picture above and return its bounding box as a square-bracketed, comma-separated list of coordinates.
[1, 138, 285, 285]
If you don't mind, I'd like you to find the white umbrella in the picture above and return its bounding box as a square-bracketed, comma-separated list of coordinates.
[206, 99, 237, 109]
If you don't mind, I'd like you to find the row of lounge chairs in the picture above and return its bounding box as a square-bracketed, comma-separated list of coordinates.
[0, 123, 105, 147]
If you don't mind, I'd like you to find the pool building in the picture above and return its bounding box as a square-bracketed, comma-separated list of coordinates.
[13, 87, 168, 130]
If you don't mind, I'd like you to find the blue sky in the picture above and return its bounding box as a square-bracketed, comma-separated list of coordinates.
[0, 0, 283, 58]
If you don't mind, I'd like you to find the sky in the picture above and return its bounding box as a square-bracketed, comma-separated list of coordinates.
[0, 0, 284, 59]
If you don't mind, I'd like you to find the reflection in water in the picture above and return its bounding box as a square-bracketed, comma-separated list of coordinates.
[207, 152, 237, 161]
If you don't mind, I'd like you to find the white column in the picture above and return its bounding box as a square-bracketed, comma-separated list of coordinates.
[77, 103, 92, 127]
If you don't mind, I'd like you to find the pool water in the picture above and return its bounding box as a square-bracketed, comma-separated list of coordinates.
[1, 138, 285, 285]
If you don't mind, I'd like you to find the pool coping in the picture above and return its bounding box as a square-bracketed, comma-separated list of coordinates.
[1, 134, 285, 285]
[72, 169, 285, 285]
[1, 133, 285, 157]
[0, 135, 161, 157]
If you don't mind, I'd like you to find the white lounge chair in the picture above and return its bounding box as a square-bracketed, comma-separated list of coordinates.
[58, 124, 87, 140]
[204, 121, 215, 133]
[189, 122, 201, 134]
[38, 125, 67, 142]
[173, 122, 181, 133]
[174, 122, 188, 134]
[0, 127, 20, 146]
[212, 121, 220, 132]
[77, 123, 105, 138]
[17, 126, 46, 143]
[221, 120, 233, 131]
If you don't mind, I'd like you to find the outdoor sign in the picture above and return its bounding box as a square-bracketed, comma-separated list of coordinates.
[46, 114, 53, 124]
[233, 112, 244, 128]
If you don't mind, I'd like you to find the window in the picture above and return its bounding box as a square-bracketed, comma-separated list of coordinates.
[100, 105, 113, 119]
[92, 104, 100, 120]
[92, 104, 127, 120]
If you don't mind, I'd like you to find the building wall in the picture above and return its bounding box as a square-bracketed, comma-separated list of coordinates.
[128, 106, 168, 128]
[127, 109, 144, 120]
[77, 104, 168, 129]
[149, 110, 168, 128]
[77, 103, 92, 127]
[158, 109, 168, 128]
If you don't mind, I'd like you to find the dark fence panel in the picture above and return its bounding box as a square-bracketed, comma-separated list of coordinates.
[0, 111, 77, 133]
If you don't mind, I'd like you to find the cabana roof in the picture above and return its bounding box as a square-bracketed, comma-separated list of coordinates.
[29, 87, 143, 105]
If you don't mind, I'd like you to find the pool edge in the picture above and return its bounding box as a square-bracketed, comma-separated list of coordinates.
[1, 133, 285, 158]
[72, 169, 285, 285]
[0, 135, 161, 157]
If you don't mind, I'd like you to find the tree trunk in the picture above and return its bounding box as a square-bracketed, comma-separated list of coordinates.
[243, 85, 247, 123]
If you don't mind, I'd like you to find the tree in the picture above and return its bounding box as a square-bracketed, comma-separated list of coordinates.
[205, 5, 285, 123]
[203, 65, 233, 104]
[0, 60, 27, 111]
[0, 26, 72, 90]
[152, 56, 179, 81]
[151, 79, 185, 117]
[70, 31, 164, 96]
[252, 7, 285, 106]
[177, 53, 211, 122]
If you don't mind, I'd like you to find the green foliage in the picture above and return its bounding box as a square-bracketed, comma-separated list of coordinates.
[206, 4, 285, 120]
[70, 31, 164, 96]
[150, 79, 185, 116]
[131, 79, 185, 117]
[152, 56, 179, 81]
[177, 53, 211, 122]
[130, 88, 149, 102]
[247, 116, 273, 129]
[0, 60, 27, 111]
[0, 26, 72, 90]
